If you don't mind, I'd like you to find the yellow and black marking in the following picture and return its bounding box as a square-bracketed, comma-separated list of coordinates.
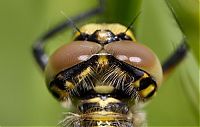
[33, 11, 187, 126]
[78, 96, 132, 126]
[74, 23, 136, 42]
[74, 24, 134, 45]
[130, 73, 157, 98]
[47, 25, 157, 127]
[49, 54, 157, 126]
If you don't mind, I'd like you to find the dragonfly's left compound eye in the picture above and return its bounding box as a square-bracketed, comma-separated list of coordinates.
[104, 40, 163, 85]
[45, 41, 102, 84]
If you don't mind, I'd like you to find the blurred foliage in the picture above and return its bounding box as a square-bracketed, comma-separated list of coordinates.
[167, 0, 199, 64]
[0, 0, 199, 126]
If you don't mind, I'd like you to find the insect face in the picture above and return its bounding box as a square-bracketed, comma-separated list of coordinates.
[44, 24, 163, 127]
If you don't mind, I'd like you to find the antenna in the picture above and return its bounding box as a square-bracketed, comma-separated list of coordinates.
[60, 11, 82, 34]
[124, 11, 141, 33]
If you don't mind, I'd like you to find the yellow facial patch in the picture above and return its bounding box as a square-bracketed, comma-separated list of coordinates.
[76, 67, 92, 83]
[50, 85, 68, 101]
[78, 67, 91, 78]
[94, 85, 114, 94]
[98, 55, 108, 66]
[139, 84, 155, 98]
[65, 81, 75, 89]
[87, 97, 120, 107]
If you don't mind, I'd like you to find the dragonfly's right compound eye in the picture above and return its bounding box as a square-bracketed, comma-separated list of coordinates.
[104, 40, 163, 86]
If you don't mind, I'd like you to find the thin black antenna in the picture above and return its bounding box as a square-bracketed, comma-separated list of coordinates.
[60, 11, 82, 34]
[67, 17, 82, 34]
[124, 11, 141, 33]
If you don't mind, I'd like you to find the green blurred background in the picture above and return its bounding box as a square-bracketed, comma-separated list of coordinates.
[0, 0, 199, 126]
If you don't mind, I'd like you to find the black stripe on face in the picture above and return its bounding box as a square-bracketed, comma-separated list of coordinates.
[81, 120, 133, 127]
[78, 102, 99, 113]
[138, 77, 157, 99]
[78, 95, 129, 115]
[78, 101, 129, 114]
[49, 83, 68, 101]
[138, 77, 155, 91]
[106, 102, 129, 114]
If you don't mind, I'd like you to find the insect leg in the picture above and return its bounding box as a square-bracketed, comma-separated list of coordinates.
[32, 0, 105, 71]
[162, 0, 189, 78]
[162, 39, 188, 78]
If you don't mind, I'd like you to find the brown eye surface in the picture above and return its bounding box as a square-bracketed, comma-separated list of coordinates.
[45, 41, 102, 83]
[104, 40, 163, 85]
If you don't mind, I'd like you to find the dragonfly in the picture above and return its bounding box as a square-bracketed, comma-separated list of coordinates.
[32, 0, 188, 126]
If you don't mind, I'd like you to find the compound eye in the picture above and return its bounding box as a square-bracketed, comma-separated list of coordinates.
[104, 40, 163, 85]
[45, 41, 102, 83]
